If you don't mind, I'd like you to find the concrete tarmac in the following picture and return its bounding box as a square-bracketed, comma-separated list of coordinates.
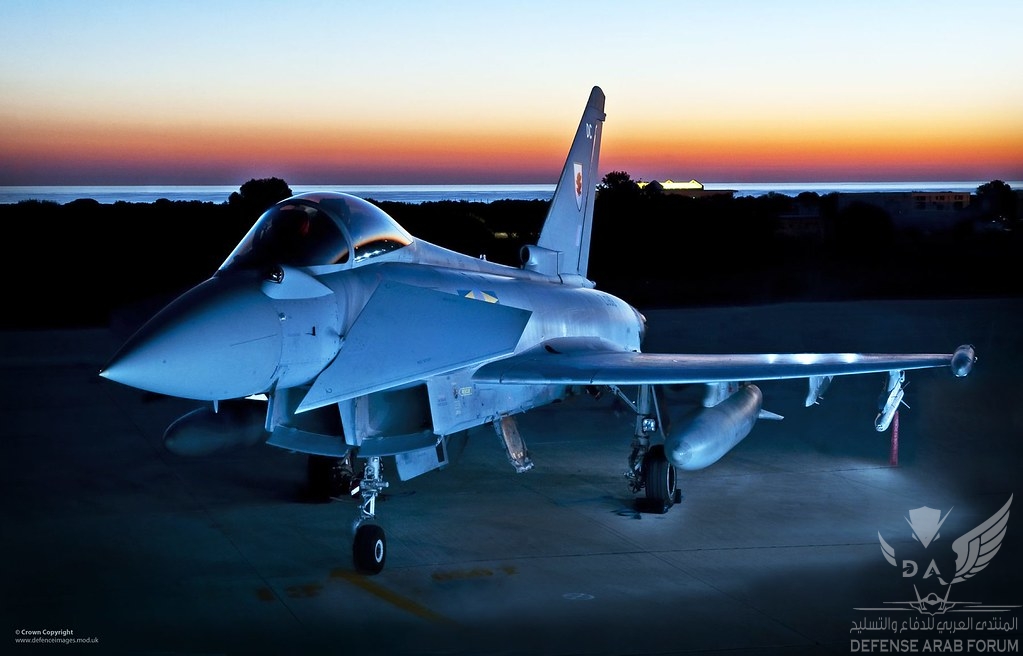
[2, 298, 1021, 655]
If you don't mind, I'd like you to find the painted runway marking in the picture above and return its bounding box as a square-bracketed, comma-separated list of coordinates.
[432, 565, 516, 581]
[331, 569, 456, 625]
[285, 582, 323, 598]
[562, 592, 595, 601]
[255, 582, 325, 601]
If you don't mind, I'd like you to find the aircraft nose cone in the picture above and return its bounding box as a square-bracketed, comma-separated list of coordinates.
[101, 275, 283, 400]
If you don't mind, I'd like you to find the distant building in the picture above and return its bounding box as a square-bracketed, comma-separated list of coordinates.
[837, 191, 972, 233]
[637, 178, 735, 199]
[777, 197, 825, 239]
[911, 191, 970, 212]
[658, 179, 705, 190]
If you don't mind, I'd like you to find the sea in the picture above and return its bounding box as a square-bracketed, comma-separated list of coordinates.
[0, 181, 1017, 205]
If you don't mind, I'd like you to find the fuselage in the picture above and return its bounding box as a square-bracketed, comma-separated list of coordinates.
[100, 195, 646, 439]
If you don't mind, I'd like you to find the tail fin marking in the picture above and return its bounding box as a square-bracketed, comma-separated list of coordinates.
[531, 86, 605, 283]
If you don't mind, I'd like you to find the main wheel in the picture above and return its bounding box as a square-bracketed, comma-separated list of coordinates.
[353, 524, 387, 574]
[642, 444, 677, 510]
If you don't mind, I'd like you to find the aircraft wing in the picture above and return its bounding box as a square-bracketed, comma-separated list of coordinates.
[472, 337, 976, 385]
[298, 281, 532, 412]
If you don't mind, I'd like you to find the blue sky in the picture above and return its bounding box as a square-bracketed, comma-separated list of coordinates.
[1, 0, 1021, 184]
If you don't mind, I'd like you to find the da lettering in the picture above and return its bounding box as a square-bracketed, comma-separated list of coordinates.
[901, 559, 942, 578]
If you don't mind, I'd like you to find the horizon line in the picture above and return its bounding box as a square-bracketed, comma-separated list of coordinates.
[2, 179, 1020, 189]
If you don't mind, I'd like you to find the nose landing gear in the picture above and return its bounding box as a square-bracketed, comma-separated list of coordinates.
[351, 455, 389, 574]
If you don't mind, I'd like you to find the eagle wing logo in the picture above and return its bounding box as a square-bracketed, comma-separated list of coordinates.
[940, 494, 1012, 585]
[868, 495, 1016, 614]
[878, 531, 897, 566]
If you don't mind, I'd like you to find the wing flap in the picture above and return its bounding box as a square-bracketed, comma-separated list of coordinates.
[473, 337, 970, 385]
[299, 281, 531, 411]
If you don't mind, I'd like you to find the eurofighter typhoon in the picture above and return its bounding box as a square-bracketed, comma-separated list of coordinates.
[101, 87, 976, 574]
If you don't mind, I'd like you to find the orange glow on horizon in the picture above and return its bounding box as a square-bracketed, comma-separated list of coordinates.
[604, 110, 1023, 182]
[1, 109, 1020, 185]
[0, 114, 571, 184]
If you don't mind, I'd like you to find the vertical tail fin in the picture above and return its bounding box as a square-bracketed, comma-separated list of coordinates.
[526, 86, 605, 284]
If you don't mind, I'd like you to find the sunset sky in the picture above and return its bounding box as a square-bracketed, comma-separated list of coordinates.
[2, 0, 1021, 185]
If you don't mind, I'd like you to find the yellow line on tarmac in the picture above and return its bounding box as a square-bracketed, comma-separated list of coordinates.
[331, 569, 456, 625]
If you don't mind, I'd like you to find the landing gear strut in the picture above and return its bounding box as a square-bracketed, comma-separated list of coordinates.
[352, 455, 389, 574]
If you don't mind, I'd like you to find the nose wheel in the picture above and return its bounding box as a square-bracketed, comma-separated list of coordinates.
[350, 455, 389, 574]
[353, 523, 386, 574]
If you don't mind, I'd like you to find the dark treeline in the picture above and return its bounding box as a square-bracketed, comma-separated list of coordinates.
[588, 176, 1021, 309]
[2, 176, 1019, 329]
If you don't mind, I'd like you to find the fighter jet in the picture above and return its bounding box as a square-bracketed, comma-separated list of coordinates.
[100, 86, 977, 574]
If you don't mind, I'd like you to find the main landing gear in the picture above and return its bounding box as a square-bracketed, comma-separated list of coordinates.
[640, 444, 678, 512]
[609, 383, 681, 513]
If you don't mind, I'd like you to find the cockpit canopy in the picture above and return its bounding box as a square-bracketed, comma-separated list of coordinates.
[220, 192, 413, 271]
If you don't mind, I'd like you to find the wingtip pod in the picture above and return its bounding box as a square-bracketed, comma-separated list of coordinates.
[951, 344, 976, 377]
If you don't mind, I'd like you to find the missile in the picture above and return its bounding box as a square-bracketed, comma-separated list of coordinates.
[664, 384, 763, 471]
[164, 400, 269, 457]
[805, 374, 833, 407]
[875, 371, 905, 432]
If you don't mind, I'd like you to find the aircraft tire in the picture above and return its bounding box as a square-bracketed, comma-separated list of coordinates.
[642, 445, 677, 508]
[353, 524, 387, 574]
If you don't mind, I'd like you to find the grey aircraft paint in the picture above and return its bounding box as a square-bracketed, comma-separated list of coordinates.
[101, 87, 975, 574]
